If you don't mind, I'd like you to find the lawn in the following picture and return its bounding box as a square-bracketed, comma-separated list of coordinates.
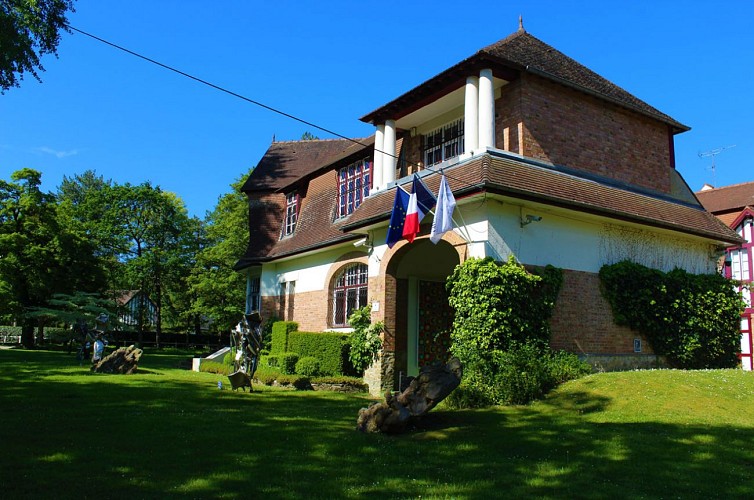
[1, 348, 752, 499]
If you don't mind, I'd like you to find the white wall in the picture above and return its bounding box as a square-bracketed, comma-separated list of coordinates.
[482, 199, 717, 274]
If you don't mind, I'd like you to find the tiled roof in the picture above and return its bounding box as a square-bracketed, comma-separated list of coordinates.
[695, 181, 754, 214]
[342, 152, 741, 245]
[361, 30, 688, 132]
[241, 137, 373, 193]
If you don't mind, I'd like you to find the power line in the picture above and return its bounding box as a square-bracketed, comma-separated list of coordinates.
[67, 25, 488, 195]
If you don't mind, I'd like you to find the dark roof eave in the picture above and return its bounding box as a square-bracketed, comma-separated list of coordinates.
[234, 234, 364, 270]
[343, 181, 741, 246]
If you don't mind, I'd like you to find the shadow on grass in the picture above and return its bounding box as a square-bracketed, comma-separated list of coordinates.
[1, 349, 752, 499]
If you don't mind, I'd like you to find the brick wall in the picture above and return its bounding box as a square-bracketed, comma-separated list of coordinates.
[550, 269, 653, 355]
[516, 74, 672, 193]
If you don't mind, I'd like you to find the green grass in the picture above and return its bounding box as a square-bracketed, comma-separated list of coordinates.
[1, 349, 752, 499]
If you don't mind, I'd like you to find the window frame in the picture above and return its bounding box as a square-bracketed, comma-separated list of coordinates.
[336, 158, 372, 218]
[331, 263, 369, 327]
[283, 191, 299, 236]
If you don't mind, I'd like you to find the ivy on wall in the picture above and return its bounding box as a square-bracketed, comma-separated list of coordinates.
[599, 260, 744, 369]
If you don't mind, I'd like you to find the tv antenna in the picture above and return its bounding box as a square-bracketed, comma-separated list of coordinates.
[698, 145, 736, 187]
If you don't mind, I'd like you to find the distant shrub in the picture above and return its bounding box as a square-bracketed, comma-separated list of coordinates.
[278, 352, 299, 375]
[288, 331, 348, 376]
[199, 360, 232, 376]
[271, 321, 298, 354]
[295, 356, 321, 377]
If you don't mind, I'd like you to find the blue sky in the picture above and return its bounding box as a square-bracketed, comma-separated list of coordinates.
[1, 0, 752, 217]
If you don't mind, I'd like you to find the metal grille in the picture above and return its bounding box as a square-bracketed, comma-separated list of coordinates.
[423, 119, 464, 166]
[332, 264, 368, 326]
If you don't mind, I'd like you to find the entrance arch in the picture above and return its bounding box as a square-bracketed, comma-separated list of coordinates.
[384, 237, 461, 389]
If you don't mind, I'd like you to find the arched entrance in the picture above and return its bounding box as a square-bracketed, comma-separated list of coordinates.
[386, 238, 460, 389]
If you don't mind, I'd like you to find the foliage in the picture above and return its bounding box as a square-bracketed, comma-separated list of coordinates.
[187, 169, 252, 333]
[266, 352, 299, 374]
[446, 257, 563, 369]
[0, 169, 106, 347]
[295, 356, 321, 377]
[270, 321, 298, 353]
[199, 359, 232, 376]
[288, 331, 348, 376]
[0, 0, 76, 92]
[346, 306, 383, 373]
[599, 261, 744, 368]
[309, 375, 368, 391]
[444, 343, 591, 408]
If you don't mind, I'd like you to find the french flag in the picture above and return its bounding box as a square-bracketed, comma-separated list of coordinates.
[402, 174, 436, 243]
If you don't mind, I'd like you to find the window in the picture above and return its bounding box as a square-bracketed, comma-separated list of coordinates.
[283, 192, 299, 236]
[247, 276, 261, 313]
[423, 119, 464, 166]
[332, 264, 368, 326]
[337, 159, 371, 218]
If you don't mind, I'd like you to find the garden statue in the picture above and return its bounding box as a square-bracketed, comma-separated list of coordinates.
[227, 311, 264, 391]
[357, 357, 463, 433]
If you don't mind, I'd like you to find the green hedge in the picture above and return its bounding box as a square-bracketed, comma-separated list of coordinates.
[288, 331, 349, 376]
[271, 321, 298, 354]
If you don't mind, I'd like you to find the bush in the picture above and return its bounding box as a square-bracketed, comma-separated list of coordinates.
[443, 344, 592, 408]
[288, 331, 348, 376]
[347, 306, 383, 373]
[446, 257, 562, 368]
[547, 350, 592, 385]
[199, 360, 232, 376]
[279, 352, 299, 375]
[295, 356, 321, 377]
[271, 321, 298, 354]
[600, 261, 744, 368]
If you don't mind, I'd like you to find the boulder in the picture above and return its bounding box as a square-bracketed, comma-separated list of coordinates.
[91, 345, 143, 374]
[357, 357, 463, 433]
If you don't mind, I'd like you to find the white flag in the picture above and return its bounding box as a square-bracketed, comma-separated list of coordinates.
[430, 175, 456, 244]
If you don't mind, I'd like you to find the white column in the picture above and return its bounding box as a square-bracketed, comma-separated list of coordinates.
[464, 76, 479, 154]
[382, 119, 396, 186]
[373, 124, 385, 191]
[479, 68, 495, 149]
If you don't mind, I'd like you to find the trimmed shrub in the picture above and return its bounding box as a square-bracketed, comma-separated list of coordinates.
[295, 356, 321, 377]
[279, 352, 299, 375]
[199, 360, 232, 376]
[288, 331, 348, 376]
[271, 321, 298, 354]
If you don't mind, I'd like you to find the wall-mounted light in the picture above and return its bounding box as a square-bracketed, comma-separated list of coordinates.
[520, 214, 542, 228]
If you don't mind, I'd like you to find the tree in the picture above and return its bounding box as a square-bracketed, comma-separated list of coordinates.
[0, 168, 105, 347]
[188, 169, 252, 333]
[103, 183, 192, 346]
[0, 0, 76, 92]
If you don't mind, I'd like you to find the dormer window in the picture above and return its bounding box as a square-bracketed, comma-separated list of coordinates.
[424, 118, 464, 166]
[283, 191, 299, 236]
[337, 159, 371, 218]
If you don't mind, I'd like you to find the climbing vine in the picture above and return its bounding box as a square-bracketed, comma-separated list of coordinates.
[599, 261, 744, 369]
[446, 256, 563, 366]
[347, 306, 384, 373]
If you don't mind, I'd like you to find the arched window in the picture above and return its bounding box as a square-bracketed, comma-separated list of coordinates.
[332, 263, 368, 326]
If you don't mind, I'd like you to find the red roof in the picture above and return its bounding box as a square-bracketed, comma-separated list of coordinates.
[695, 181, 754, 214]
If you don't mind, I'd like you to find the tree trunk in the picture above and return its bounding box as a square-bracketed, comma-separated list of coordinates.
[21, 324, 35, 349]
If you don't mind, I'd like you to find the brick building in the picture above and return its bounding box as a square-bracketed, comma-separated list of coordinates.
[696, 181, 754, 370]
[235, 27, 741, 394]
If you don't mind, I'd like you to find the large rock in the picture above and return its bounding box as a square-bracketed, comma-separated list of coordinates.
[91, 345, 143, 374]
[357, 357, 463, 433]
